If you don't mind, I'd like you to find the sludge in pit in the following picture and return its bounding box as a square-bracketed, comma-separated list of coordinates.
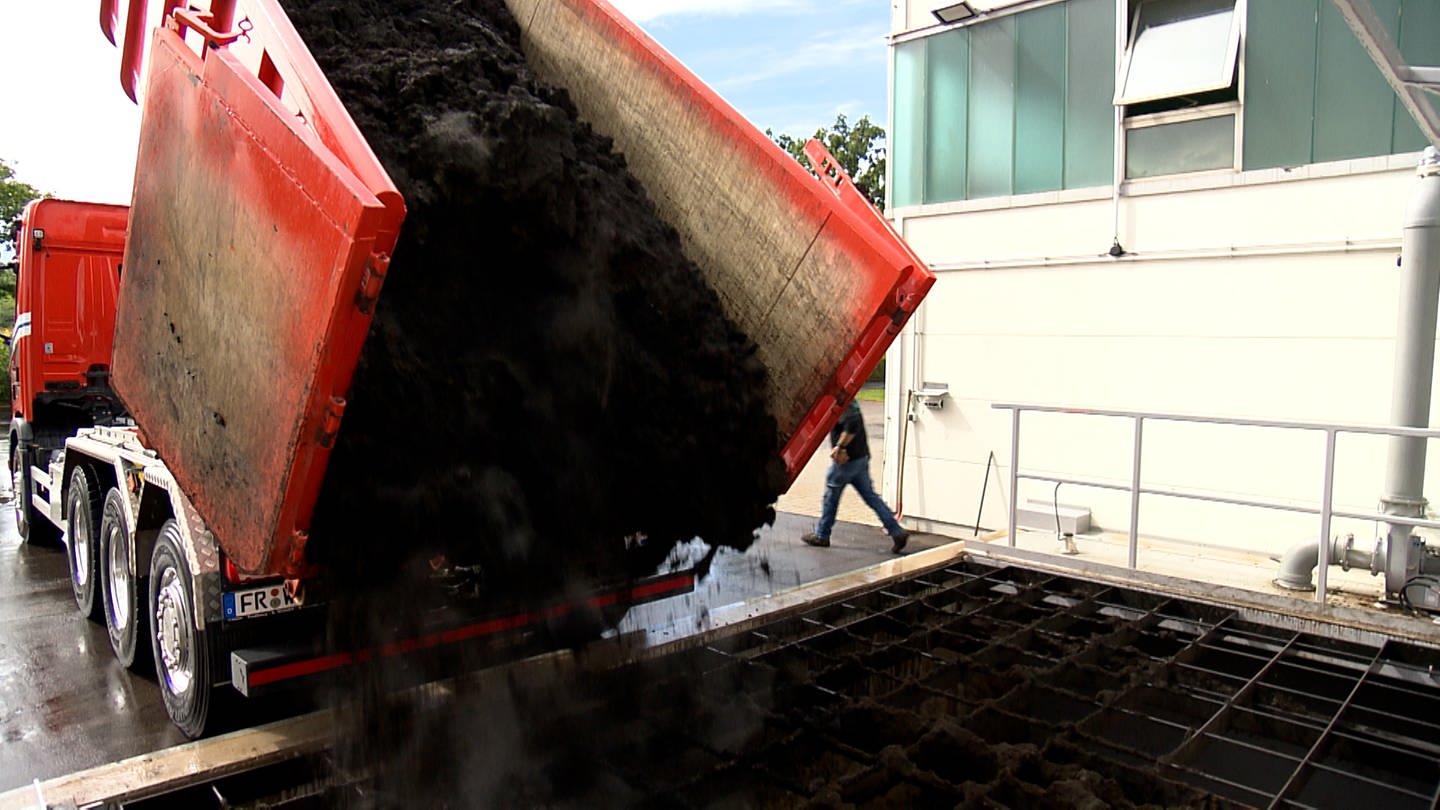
[291, 0, 788, 616]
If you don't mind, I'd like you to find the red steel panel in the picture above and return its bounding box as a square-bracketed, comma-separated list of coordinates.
[109, 6, 403, 576]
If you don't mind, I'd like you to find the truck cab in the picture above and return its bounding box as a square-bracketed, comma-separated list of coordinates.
[8, 199, 128, 543]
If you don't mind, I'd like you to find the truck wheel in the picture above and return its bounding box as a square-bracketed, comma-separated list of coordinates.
[101, 488, 149, 669]
[65, 466, 104, 620]
[149, 521, 211, 739]
[11, 443, 60, 546]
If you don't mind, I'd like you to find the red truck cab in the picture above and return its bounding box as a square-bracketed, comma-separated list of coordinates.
[8, 199, 128, 542]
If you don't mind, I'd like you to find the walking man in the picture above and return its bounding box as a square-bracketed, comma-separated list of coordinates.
[802, 398, 909, 553]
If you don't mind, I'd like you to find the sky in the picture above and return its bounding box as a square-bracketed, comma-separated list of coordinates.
[0, 0, 889, 205]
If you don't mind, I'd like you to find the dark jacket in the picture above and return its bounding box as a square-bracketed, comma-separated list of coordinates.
[829, 399, 870, 461]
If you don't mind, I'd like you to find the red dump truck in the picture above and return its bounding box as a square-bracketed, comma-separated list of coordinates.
[11, 0, 934, 737]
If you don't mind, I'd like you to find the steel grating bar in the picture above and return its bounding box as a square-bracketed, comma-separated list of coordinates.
[1269, 645, 1386, 809]
[1304, 757, 1434, 801]
[1165, 626, 1302, 771]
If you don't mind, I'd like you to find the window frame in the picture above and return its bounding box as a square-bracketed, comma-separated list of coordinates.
[1113, 0, 1242, 107]
[1123, 100, 1242, 180]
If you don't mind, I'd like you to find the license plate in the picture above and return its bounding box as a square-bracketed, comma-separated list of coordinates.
[223, 583, 299, 620]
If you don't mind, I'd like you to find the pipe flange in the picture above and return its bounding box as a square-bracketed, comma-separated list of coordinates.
[1372, 537, 1386, 576]
[1337, 533, 1354, 572]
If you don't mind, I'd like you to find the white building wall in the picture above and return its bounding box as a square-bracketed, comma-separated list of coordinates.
[883, 157, 1438, 557]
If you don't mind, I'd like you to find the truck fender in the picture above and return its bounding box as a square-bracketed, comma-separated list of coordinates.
[11, 417, 33, 444]
[136, 473, 222, 630]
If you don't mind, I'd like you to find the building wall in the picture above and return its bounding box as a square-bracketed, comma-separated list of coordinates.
[883, 156, 1434, 556]
[886, 0, 1440, 559]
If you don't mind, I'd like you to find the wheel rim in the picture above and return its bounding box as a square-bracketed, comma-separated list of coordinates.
[72, 500, 91, 588]
[155, 567, 194, 696]
[107, 521, 130, 631]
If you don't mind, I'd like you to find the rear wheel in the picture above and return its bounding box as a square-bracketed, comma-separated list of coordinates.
[12, 441, 60, 546]
[65, 466, 103, 620]
[149, 521, 212, 739]
[101, 488, 149, 669]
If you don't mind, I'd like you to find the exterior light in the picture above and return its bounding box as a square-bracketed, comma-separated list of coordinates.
[931, 2, 976, 23]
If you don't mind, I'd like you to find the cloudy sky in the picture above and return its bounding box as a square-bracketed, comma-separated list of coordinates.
[0, 0, 889, 205]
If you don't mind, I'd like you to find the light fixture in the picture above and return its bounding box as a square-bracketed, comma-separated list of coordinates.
[931, 1, 976, 24]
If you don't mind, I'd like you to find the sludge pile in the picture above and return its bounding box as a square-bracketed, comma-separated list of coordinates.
[290, 0, 788, 604]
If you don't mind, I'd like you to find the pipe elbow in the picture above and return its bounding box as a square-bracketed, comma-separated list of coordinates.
[1276, 539, 1319, 591]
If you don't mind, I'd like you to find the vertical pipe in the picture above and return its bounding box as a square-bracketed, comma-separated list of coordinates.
[1008, 408, 1020, 547]
[1128, 416, 1143, 569]
[1110, 0, 1127, 254]
[1317, 429, 1337, 603]
[1381, 148, 1440, 595]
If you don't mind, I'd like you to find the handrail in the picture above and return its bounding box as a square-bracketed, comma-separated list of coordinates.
[992, 402, 1440, 603]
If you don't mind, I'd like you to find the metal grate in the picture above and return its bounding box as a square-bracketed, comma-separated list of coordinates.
[604, 560, 1440, 808]
[116, 558, 1440, 808]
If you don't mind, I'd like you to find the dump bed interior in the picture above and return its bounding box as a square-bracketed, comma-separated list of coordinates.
[505, 0, 935, 477]
[103, 0, 931, 577]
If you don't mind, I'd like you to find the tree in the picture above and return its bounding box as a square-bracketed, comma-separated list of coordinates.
[1, 158, 42, 248]
[767, 114, 887, 211]
[1, 159, 41, 401]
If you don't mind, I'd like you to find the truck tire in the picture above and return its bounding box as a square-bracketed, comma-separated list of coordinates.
[64, 466, 104, 620]
[11, 442, 60, 546]
[101, 488, 149, 669]
[149, 521, 211, 739]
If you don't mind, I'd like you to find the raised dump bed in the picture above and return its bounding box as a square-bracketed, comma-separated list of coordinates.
[102, 0, 933, 577]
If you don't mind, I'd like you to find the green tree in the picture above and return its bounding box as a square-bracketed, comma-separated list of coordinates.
[767, 113, 887, 211]
[1, 158, 42, 248]
[1, 159, 41, 403]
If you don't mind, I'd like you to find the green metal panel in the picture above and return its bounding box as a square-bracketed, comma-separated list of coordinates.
[1394, 0, 1440, 152]
[1065, 0, 1116, 189]
[926, 31, 970, 204]
[968, 16, 1017, 198]
[1015, 4, 1067, 194]
[892, 40, 927, 208]
[1242, 0, 1317, 170]
[1126, 114, 1236, 178]
[1314, 0, 1400, 162]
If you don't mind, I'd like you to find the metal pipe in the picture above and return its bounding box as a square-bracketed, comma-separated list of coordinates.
[1008, 409, 1019, 547]
[1380, 147, 1440, 595]
[1276, 535, 1381, 591]
[1128, 416, 1143, 569]
[1316, 430, 1337, 602]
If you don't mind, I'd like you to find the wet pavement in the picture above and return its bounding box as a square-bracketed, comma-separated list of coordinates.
[0, 471, 187, 793]
[0, 428, 944, 793]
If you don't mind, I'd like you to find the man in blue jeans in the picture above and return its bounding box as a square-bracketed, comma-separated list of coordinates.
[802, 399, 909, 554]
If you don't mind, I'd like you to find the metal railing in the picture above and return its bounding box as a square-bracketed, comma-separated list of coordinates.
[992, 403, 1440, 602]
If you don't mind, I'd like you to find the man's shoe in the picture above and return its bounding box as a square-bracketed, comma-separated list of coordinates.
[891, 531, 909, 554]
[802, 533, 830, 548]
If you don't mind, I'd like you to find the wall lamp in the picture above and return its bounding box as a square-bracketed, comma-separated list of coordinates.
[931, 2, 977, 23]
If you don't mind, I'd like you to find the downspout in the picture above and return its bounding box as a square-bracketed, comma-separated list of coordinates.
[1109, 1, 1126, 258]
[1277, 148, 1440, 595]
[1379, 147, 1440, 596]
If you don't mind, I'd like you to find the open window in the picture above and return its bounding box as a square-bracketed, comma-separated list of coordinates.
[1117, 0, 1241, 179]
[1115, 0, 1241, 106]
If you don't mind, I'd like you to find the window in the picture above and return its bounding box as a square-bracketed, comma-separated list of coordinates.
[1243, 0, 1439, 170]
[889, 0, 1116, 206]
[1115, 0, 1240, 106]
[1126, 112, 1235, 178]
[1115, 0, 1239, 179]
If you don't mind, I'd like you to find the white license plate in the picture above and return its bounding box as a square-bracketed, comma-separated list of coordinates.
[223, 583, 298, 620]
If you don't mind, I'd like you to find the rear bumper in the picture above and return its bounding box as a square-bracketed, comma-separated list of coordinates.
[229, 568, 696, 697]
